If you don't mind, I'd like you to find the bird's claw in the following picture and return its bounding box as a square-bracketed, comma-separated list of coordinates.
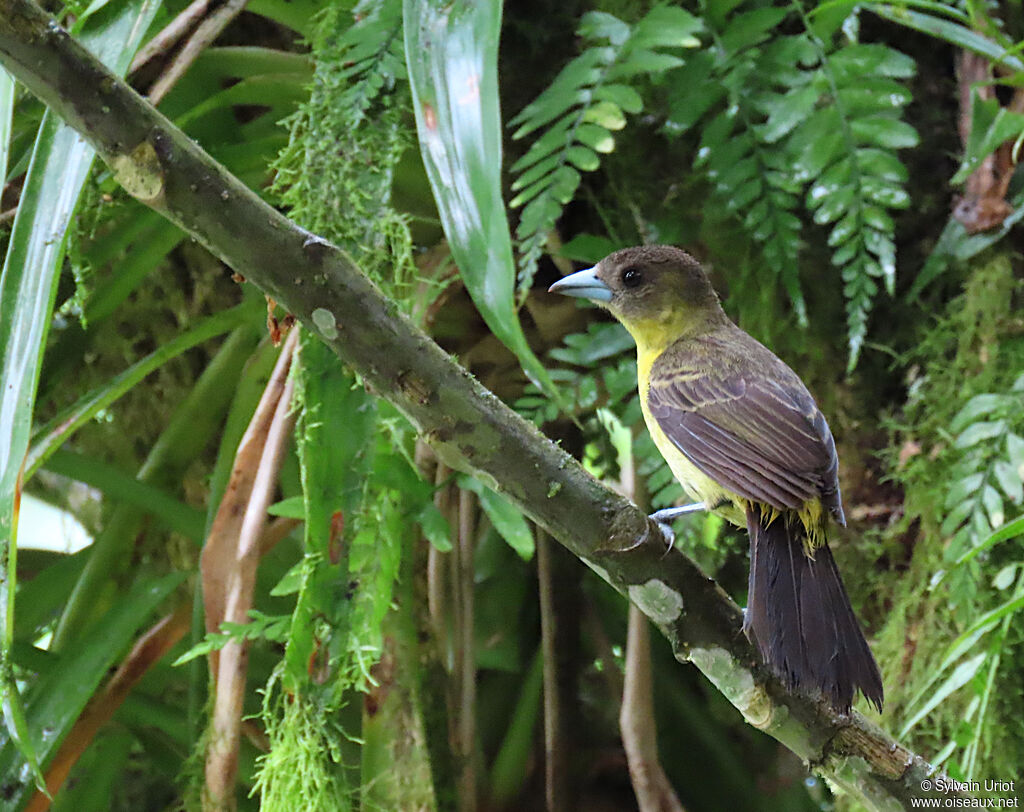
[654, 518, 676, 552]
[646, 503, 705, 554]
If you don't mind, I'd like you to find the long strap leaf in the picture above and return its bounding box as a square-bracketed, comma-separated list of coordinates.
[0, 0, 162, 785]
[404, 0, 559, 399]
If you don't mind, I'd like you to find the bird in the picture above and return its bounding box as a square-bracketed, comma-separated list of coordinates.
[549, 245, 883, 713]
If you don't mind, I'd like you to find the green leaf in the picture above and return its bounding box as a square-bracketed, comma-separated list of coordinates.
[558, 234, 622, 265]
[850, 115, 920, 149]
[941, 499, 976, 537]
[837, 79, 912, 115]
[861, 204, 895, 231]
[248, 0, 321, 37]
[828, 43, 916, 81]
[575, 122, 615, 153]
[1008, 433, 1024, 470]
[945, 472, 985, 508]
[582, 100, 626, 130]
[0, 65, 13, 186]
[954, 420, 1007, 449]
[856, 148, 908, 183]
[26, 301, 260, 479]
[270, 560, 305, 597]
[982, 484, 1004, 529]
[42, 450, 205, 542]
[579, 10, 631, 45]
[459, 476, 534, 560]
[549, 165, 582, 203]
[511, 113, 575, 168]
[594, 84, 643, 115]
[665, 51, 722, 132]
[268, 495, 307, 519]
[417, 503, 452, 552]
[955, 513, 1024, 565]
[610, 49, 685, 77]
[993, 461, 1024, 504]
[900, 652, 987, 736]
[757, 84, 819, 143]
[808, 0, 859, 39]
[861, 176, 911, 208]
[510, 154, 562, 197]
[951, 92, 1024, 185]
[789, 107, 843, 180]
[951, 393, 1010, 432]
[629, 6, 703, 50]
[0, 572, 184, 808]
[565, 145, 600, 172]
[993, 564, 1018, 590]
[720, 7, 789, 54]
[405, 0, 559, 398]
[808, 185, 855, 224]
[867, 5, 1024, 73]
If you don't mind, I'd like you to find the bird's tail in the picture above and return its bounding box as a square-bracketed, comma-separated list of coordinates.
[743, 505, 883, 712]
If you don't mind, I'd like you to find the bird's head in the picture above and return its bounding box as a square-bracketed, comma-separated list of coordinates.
[549, 245, 724, 345]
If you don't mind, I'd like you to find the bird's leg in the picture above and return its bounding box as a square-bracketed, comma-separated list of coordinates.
[647, 502, 706, 552]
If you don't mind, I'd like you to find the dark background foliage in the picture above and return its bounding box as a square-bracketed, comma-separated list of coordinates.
[1, 0, 1023, 809]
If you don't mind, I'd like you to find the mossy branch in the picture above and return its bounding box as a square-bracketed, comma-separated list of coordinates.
[0, 1, 957, 807]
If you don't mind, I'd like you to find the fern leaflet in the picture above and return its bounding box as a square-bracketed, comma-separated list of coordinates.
[509, 7, 701, 302]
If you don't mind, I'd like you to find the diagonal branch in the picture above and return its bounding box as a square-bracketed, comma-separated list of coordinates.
[0, 2, 958, 807]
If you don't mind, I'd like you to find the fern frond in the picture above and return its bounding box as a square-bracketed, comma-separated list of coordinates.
[667, 3, 917, 363]
[942, 375, 1024, 567]
[509, 7, 701, 302]
[794, 35, 916, 368]
[670, 22, 816, 324]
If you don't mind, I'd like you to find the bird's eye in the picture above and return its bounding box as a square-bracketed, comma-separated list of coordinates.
[621, 267, 643, 288]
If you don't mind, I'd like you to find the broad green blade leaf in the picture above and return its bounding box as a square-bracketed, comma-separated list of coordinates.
[0, 68, 13, 182]
[0, 0, 163, 780]
[42, 450, 205, 543]
[867, 5, 1024, 72]
[284, 331, 377, 694]
[0, 572, 184, 809]
[403, 0, 558, 398]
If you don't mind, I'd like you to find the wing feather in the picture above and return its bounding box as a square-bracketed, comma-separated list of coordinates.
[647, 331, 843, 521]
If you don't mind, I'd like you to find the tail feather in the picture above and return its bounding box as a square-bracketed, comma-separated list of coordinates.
[744, 505, 883, 712]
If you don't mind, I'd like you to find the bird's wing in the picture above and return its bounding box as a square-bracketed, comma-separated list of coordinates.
[647, 337, 842, 520]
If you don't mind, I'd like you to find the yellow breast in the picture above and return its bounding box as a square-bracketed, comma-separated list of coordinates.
[636, 342, 747, 526]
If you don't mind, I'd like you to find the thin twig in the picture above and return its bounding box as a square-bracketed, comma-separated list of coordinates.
[147, 0, 249, 106]
[618, 443, 684, 812]
[130, 0, 210, 74]
[456, 487, 477, 812]
[537, 528, 569, 812]
[621, 605, 687, 812]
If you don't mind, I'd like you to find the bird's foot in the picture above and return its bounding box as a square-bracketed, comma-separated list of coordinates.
[647, 503, 706, 553]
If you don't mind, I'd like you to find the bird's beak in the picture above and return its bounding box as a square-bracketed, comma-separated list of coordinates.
[548, 266, 613, 302]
